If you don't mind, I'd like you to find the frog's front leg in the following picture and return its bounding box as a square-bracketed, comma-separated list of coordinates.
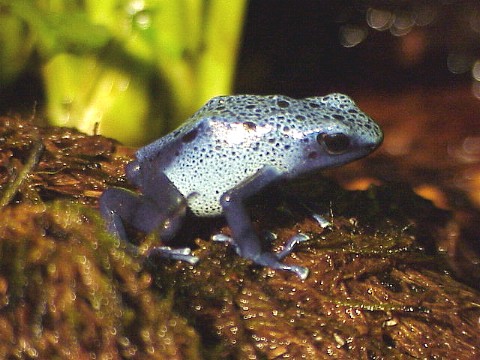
[219, 166, 309, 279]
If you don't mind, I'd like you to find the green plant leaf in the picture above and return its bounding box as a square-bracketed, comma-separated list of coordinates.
[10, 0, 112, 56]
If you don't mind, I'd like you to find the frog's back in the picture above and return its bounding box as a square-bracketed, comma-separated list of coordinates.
[136, 95, 297, 165]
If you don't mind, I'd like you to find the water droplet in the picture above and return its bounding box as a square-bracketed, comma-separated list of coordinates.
[366, 8, 394, 31]
[339, 25, 368, 48]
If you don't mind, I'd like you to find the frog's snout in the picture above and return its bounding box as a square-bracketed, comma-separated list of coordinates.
[371, 132, 384, 150]
[367, 121, 384, 150]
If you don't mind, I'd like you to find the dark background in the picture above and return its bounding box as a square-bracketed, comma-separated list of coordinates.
[2, 0, 478, 113]
[235, 0, 472, 96]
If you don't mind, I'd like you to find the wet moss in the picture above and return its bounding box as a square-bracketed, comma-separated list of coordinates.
[0, 202, 202, 359]
[146, 180, 480, 359]
[0, 116, 479, 359]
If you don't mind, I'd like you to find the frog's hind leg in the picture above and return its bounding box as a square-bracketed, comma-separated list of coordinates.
[136, 171, 200, 264]
[100, 176, 198, 264]
[100, 188, 179, 240]
[101, 169, 188, 240]
[219, 166, 310, 279]
[100, 188, 145, 241]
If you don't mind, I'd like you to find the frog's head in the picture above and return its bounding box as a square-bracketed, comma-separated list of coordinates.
[288, 93, 383, 177]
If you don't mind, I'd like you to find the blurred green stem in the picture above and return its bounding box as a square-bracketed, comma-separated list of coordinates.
[155, 0, 248, 127]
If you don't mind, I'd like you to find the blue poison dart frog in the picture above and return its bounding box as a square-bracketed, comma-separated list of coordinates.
[100, 94, 383, 279]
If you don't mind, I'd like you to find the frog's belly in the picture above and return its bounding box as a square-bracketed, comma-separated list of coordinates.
[163, 141, 293, 217]
[185, 190, 224, 217]
[164, 165, 248, 217]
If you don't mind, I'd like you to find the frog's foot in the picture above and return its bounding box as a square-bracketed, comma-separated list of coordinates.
[298, 201, 332, 228]
[255, 252, 309, 280]
[211, 233, 235, 245]
[148, 246, 199, 265]
[276, 233, 310, 260]
[212, 233, 310, 279]
[290, 197, 332, 228]
[312, 213, 332, 228]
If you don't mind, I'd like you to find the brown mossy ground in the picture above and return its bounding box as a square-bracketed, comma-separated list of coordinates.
[0, 116, 479, 359]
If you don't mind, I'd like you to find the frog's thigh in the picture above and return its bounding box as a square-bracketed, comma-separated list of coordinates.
[100, 188, 147, 240]
[220, 165, 283, 259]
[100, 185, 186, 241]
[136, 171, 188, 239]
[141, 171, 186, 213]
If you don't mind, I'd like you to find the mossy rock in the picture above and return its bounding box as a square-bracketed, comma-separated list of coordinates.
[0, 116, 479, 359]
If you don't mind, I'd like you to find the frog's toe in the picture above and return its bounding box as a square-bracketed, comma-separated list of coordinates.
[212, 233, 247, 259]
[148, 246, 199, 265]
[254, 252, 309, 279]
[312, 213, 332, 228]
[292, 198, 331, 228]
[213, 231, 279, 250]
[288, 264, 310, 280]
[260, 230, 277, 242]
[276, 233, 310, 260]
[212, 233, 234, 244]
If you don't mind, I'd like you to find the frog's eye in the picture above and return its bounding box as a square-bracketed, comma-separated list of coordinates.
[317, 133, 350, 154]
